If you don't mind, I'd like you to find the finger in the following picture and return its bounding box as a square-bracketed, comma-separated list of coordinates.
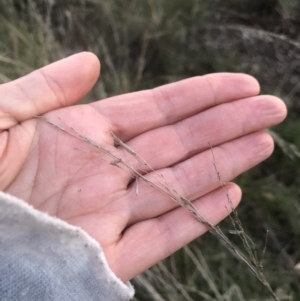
[114, 183, 241, 281]
[125, 131, 272, 225]
[0, 52, 100, 130]
[93, 73, 260, 140]
[118, 95, 286, 175]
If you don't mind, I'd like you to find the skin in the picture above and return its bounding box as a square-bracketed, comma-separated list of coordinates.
[0, 52, 287, 282]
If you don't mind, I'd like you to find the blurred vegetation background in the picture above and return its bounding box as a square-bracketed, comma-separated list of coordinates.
[1, 0, 299, 300]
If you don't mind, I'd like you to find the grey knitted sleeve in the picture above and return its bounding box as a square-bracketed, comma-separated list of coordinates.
[0, 192, 134, 301]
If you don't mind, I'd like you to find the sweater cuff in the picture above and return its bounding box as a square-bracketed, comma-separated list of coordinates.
[0, 191, 134, 301]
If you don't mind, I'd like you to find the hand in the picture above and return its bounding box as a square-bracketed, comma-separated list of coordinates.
[0, 52, 286, 281]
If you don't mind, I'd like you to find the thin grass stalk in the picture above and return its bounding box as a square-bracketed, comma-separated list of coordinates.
[37, 116, 280, 301]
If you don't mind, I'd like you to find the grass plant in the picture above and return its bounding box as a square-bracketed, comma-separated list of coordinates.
[38, 115, 279, 300]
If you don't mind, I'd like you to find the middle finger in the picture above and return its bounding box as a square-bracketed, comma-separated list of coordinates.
[117, 95, 285, 178]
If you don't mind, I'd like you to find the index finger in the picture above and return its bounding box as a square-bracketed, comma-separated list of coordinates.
[0, 52, 100, 130]
[91, 73, 260, 141]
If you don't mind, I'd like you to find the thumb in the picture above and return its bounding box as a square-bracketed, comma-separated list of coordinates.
[0, 52, 100, 130]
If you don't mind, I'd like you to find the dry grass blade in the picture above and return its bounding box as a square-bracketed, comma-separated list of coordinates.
[134, 275, 165, 301]
[0, 55, 32, 71]
[269, 130, 300, 161]
[209, 24, 300, 50]
[183, 246, 223, 301]
[37, 116, 280, 301]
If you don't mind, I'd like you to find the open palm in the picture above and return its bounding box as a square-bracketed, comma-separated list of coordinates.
[0, 53, 286, 282]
